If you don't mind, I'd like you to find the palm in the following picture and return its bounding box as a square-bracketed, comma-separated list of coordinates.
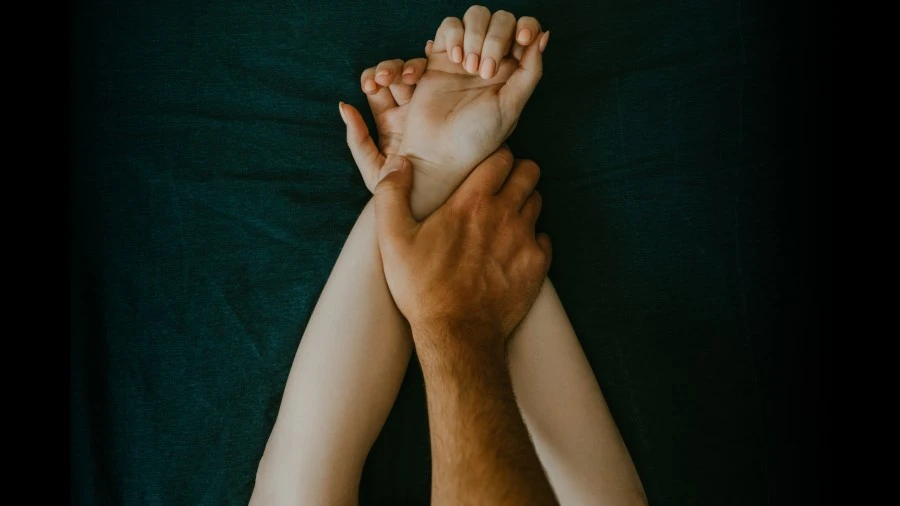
[399, 54, 516, 177]
[343, 37, 542, 215]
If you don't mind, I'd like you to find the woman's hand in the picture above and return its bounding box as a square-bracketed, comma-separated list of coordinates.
[340, 6, 548, 219]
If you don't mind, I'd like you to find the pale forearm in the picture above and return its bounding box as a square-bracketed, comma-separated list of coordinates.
[417, 329, 558, 506]
[510, 280, 648, 505]
[252, 199, 412, 504]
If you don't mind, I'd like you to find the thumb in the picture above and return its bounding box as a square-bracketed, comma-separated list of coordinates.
[499, 30, 547, 126]
[374, 156, 417, 242]
[340, 101, 384, 192]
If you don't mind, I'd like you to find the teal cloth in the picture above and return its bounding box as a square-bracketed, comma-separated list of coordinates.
[70, 0, 803, 503]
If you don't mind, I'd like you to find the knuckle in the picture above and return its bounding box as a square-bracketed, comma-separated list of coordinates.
[441, 17, 463, 36]
[373, 181, 394, 196]
[493, 148, 514, 167]
[493, 10, 515, 22]
[450, 192, 476, 215]
[523, 159, 541, 179]
[485, 34, 508, 46]
[466, 5, 491, 18]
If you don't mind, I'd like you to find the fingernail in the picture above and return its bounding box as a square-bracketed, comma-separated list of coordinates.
[517, 28, 533, 44]
[451, 45, 463, 63]
[465, 52, 479, 73]
[402, 66, 414, 76]
[338, 102, 347, 124]
[539, 31, 550, 53]
[479, 57, 496, 79]
[376, 69, 390, 79]
[364, 79, 376, 93]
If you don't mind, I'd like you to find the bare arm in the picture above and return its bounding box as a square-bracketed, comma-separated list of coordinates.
[254, 7, 644, 505]
[250, 200, 411, 505]
[417, 323, 557, 506]
[373, 151, 556, 505]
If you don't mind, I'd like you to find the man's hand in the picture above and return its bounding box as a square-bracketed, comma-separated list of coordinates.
[373, 147, 558, 506]
[373, 146, 551, 359]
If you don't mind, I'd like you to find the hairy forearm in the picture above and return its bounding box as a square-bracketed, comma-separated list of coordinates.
[416, 325, 558, 506]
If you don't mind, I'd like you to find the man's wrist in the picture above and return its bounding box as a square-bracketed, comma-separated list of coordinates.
[412, 317, 508, 377]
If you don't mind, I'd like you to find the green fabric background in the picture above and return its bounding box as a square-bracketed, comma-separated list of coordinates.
[71, 0, 804, 504]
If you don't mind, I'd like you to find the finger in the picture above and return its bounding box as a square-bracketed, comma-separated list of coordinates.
[520, 190, 543, 226]
[425, 40, 434, 57]
[511, 42, 525, 61]
[390, 83, 415, 106]
[511, 16, 542, 61]
[498, 159, 541, 208]
[454, 146, 515, 198]
[479, 10, 516, 79]
[374, 59, 405, 87]
[400, 57, 427, 86]
[360, 67, 379, 95]
[375, 59, 416, 106]
[392, 58, 426, 105]
[536, 233, 553, 271]
[462, 5, 491, 74]
[374, 156, 417, 242]
[340, 102, 385, 191]
[515, 16, 541, 46]
[361, 67, 396, 116]
[498, 30, 547, 127]
[432, 16, 464, 64]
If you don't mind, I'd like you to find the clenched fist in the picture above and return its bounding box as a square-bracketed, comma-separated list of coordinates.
[373, 146, 551, 362]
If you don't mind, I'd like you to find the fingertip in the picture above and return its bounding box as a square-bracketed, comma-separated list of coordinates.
[363, 78, 377, 94]
[479, 57, 496, 79]
[375, 70, 392, 86]
[465, 52, 480, 73]
[492, 145, 515, 170]
[401, 63, 416, 83]
[401, 58, 427, 85]
[341, 102, 368, 142]
[378, 155, 411, 185]
[451, 45, 463, 63]
[517, 28, 533, 45]
[539, 30, 550, 53]
[338, 101, 347, 124]
[394, 155, 410, 169]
